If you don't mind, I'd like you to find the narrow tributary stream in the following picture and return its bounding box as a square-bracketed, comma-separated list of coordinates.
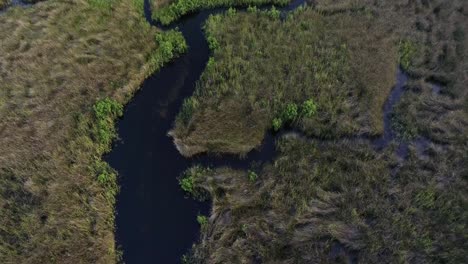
[106, 1, 413, 263]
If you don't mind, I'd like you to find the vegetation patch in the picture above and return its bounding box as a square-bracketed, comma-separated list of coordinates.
[171, 8, 398, 156]
[0, 0, 186, 262]
[152, 0, 289, 25]
[186, 137, 467, 263]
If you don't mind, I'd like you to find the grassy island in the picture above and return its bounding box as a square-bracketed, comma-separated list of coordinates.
[171, 7, 398, 156]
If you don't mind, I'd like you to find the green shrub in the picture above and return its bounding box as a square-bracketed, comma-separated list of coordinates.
[248, 170, 258, 182]
[206, 35, 220, 51]
[149, 30, 187, 72]
[282, 103, 298, 121]
[197, 214, 208, 226]
[227, 7, 236, 17]
[272, 117, 283, 131]
[93, 98, 123, 150]
[301, 99, 317, 117]
[267, 6, 281, 19]
[180, 176, 194, 193]
[179, 166, 210, 199]
[156, 30, 188, 61]
[399, 39, 418, 71]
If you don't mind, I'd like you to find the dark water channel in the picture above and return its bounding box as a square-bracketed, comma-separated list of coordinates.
[106, 1, 411, 263]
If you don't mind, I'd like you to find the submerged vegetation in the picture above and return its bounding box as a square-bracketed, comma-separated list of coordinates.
[0, 0, 187, 262]
[152, 0, 289, 25]
[171, 7, 398, 156]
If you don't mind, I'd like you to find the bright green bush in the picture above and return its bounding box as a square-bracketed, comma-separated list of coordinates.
[272, 117, 283, 131]
[266, 6, 280, 19]
[399, 39, 418, 71]
[282, 103, 298, 121]
[206, 35, 220, 51]
[247, 170, 257, 182]
[149, 30, 188, 71]
[301, 99, 317, 118]
[197, 214, 208, 226]
[227, 7, 237, 17]
[93, 98, 123, 150]
[179, 166, 210, 199]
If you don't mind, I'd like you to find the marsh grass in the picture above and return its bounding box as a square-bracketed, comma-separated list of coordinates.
[171, 8, 398, 156]
[175, 0, 467, 263]
[152, 0, 289, 25]
[186, 136, 467, 263]
[0, 0, 187, 262]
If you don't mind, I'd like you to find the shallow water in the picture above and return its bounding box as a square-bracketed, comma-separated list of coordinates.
[107, 1, 409, 263]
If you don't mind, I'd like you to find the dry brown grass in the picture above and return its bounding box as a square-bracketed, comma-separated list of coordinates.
[0, 0, 165, 262]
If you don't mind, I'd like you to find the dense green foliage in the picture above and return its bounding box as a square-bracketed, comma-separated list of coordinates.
[398, 39, 418, 71]
[179, 166, 211, 199]
[171, 8, 398, 156]
[150, 30, 188, 71]
[247, 170, 257, 182]
[196, 214, 208, 227]
[93, 98, 124, 151]
[152, 0, 289, 25]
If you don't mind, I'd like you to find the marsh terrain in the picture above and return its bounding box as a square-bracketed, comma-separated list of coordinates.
[0, 0, 466, 263]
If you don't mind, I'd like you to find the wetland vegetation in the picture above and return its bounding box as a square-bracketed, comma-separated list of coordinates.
[171, 6, 398, 156]
[0, 0, 466, 263]
[152, 0, 289, 25]
[0, 0, 186, 262]
[174, 0, 467, 263]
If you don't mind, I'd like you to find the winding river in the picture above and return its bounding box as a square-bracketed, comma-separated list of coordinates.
[105, 0, 413, 263]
